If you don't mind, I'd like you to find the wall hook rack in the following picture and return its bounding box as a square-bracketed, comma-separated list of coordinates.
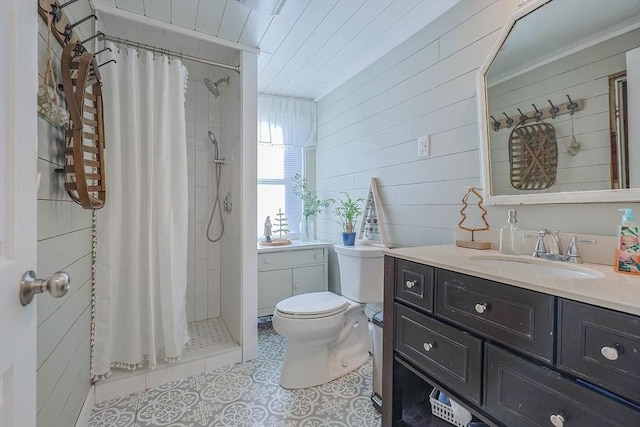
[491, 95, 584, 131]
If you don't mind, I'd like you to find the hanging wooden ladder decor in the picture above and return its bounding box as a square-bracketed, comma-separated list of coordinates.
[358, 177, 392, 248]
[61, 42, 106, 209]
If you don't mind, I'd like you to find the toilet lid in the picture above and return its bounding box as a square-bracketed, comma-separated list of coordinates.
[276, 292, 350, 317]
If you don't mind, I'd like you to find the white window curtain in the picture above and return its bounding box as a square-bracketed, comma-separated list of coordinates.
[92, 43, 189, 380]
[258, 94, 316, 149]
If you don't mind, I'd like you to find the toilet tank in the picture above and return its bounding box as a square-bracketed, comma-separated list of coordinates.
[335, 244, 385, 303]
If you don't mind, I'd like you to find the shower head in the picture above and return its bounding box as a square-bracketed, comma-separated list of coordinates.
[204, 77, 230, 97]
[208, 130, 218, 146]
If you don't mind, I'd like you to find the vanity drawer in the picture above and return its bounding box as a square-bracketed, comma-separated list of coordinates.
[395, 303, 482, 404]
[258, 248, 324, 271]
[395, 259, 434, 312]
[435, 269, 554, 363]
[557, 299, 640, 403]
[485, 343, 640, 427]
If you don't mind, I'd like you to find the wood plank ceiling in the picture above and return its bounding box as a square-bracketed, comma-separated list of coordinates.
[93, 0, 459, 101]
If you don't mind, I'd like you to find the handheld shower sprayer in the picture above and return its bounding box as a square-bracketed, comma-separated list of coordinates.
[204, 77, 230, 98]
[207, 130, 226, 242]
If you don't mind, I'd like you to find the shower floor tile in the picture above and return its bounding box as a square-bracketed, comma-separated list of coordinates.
[89, 318, 381, 427]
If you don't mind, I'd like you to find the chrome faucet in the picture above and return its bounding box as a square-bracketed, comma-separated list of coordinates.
[532, 230, 595, 264]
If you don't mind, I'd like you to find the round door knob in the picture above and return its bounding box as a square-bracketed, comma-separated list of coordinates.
[406, 280, 416, 289]
[475, 303, 488, 314]
[550, 414, 565, 427]
[19, 270, 70, 306]
[601, 346, 619, 361]
[423, 343, 433, 352]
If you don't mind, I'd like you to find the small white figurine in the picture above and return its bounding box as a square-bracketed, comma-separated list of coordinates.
[264, 216, 272, 242]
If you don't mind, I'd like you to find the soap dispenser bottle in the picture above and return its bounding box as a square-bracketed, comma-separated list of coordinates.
[615, 208, 639, 275]
[500, 209, 522, 255]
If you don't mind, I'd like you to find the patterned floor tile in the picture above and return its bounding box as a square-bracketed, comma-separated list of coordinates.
[89, 319, 381, 427]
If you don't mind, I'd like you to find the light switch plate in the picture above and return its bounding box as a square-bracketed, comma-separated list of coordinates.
[417, 135, 430, 159]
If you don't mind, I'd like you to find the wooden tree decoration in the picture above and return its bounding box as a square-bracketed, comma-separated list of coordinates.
[456, 186, 491, 250]
[272, 209, 291, 242]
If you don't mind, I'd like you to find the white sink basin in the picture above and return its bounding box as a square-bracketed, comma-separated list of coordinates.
[467, 255, 605, 279]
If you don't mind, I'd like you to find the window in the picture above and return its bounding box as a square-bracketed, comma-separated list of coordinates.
[257, 125, 305, 237]
[257, 95, 316, 238]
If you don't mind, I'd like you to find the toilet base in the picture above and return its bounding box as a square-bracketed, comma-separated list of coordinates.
[278, 308, 371, 389]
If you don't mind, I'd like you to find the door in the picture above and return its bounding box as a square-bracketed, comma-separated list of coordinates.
[0, 1, 39, 426]
[292, 265, 324, 296]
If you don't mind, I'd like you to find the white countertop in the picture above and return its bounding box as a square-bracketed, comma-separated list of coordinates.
[257, 239, 332, 254]
[385, 245, 640, 316]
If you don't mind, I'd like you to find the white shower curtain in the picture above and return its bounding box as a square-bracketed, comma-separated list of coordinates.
[92, 43, 189, 380]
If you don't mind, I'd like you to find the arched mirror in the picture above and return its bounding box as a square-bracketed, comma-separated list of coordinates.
[477, 0, 640, 204]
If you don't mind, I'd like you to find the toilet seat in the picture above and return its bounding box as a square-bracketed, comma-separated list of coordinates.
[275, 292, 350, 319]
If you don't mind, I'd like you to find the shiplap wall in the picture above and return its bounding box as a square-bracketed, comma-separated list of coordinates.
[36, 17, 92, 427]
[488, 29, 640, 195]
[315, 0, 640, 291]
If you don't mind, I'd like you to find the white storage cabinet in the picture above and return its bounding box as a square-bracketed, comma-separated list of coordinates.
[257, 244, 329, 317]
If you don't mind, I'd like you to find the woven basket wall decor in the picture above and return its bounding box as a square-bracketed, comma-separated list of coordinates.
[61, 42, 106, 209]
[508, 120, 557, 190]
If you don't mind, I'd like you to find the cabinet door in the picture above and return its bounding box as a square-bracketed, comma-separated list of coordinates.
[258, 269, 292, 314]
[485, 343, 640, 427]
[293, 265, 324, 296]
[395, 259, 434, 313]
[435, 269, 554, 363]
[395, 303, 483, 404]
[557, 299, 640, 403]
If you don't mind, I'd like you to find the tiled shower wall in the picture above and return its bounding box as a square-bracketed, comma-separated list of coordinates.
[184, 60, 232, 322]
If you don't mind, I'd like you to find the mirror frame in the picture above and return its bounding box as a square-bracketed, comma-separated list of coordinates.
[477, 0, 640, 205]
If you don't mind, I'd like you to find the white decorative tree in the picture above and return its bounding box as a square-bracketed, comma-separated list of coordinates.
[272, 208, 289, 240]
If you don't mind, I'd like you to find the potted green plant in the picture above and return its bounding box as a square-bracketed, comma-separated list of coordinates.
[331, 192, 365, 246]
[292, 174, 331, 241]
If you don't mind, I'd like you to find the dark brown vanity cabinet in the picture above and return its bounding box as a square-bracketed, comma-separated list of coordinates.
[383, 256, 640, 427]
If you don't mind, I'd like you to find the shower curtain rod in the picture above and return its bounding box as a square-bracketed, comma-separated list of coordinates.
[98, 34, 241, 73]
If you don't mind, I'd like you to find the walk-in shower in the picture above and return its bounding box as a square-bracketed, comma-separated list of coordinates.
[204, 77, 230, 98]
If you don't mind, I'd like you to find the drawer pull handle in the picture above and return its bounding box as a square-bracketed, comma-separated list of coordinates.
[474, 303, 488, 314]
[601, 345, 620, 361]
[406, 280, 417, 289]
[549, 414, 565, 427]
[423, 343, 433, 352]
[263, 258, 269, 264]
[314, 254, 319, 259]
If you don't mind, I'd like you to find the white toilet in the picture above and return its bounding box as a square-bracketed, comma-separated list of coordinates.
[272, 244, 384, 389]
